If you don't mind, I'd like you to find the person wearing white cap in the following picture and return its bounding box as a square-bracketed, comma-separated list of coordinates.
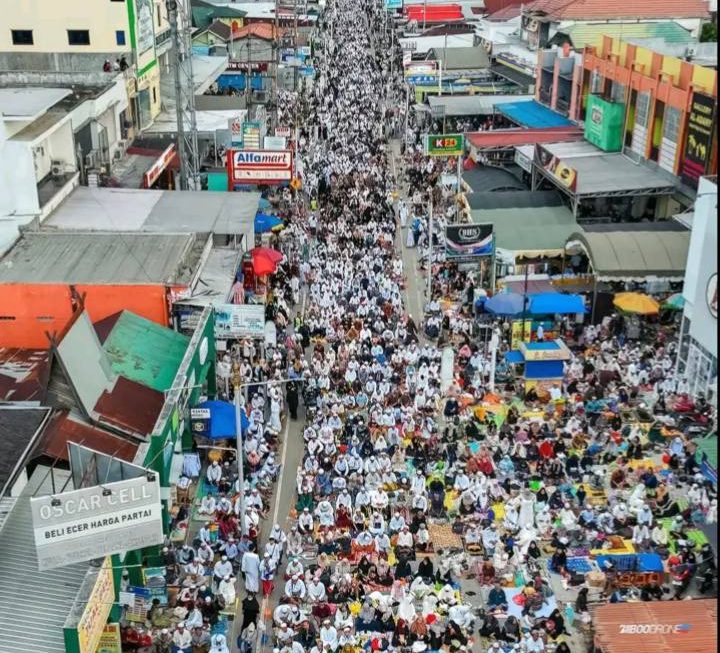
[209, 633, 230, 653]
[218, 575, 236, 606]
[284, 573, 307, 600]
[240, 544, 260, 593]
[206, 460, 222, 487]
[172, 622, 192, 649]
[319, 619, 338, 649]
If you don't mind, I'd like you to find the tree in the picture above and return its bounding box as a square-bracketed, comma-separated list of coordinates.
[700, 21, 717, 43]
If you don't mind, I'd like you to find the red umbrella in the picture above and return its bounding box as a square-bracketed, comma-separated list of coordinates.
[250, 247, 283, 276]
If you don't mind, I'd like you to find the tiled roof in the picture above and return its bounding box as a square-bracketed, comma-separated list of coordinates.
[231, 22, 284, 41]
[527, 0, 709, 20]
[486, 4, 524, 20]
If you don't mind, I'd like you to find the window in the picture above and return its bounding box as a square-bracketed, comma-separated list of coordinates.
[152, 86, 157, 104]
[156, 4, 162, 26]
[11, 29, 33, 45]
[116, 30, 126, 46]
[67, 29, 90, 46]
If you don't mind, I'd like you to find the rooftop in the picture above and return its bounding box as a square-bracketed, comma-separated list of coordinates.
[427, 46, 490, 70]
[550, 21, 694, 50]
[0, 232, 202, 285]
[526, 0, 710, 20]
[467, 126, 584, 150]
[0, 407, 50, 497]
[0, 348, 51, 404]
[95, 311, 190, 393]
[427, 93, 531, 116]
[496, 99, 575, 128]
[0, 88, 70, 120]
[43, 186, 260, 239]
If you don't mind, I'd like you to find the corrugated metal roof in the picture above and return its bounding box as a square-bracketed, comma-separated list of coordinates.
[496, 99, 574, 128]
[568, 230, 690, 278]
[427, 46, 490, 70]
[95, 311, 189, 392]
[0, 348, 51, 403]
[527, 0, 709, 20]
[94, 376, 165, 437]
[38, 410, 139, 463]
[553, 21, 693, 49]
[0, 467, 89, 653]
[0, 232, 200, 285]
[428, 93, 530, 116]
[594, 600, 717, 653]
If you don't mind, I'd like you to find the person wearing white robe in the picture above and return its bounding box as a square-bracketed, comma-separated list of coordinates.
[518, 490, 535, 529]
[240, 549, 260, 593]
[218, 575, 236, 606]
[209, 633, 230, 653]
[206, 461, 222, 487]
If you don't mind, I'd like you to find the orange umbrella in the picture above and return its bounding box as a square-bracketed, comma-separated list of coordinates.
[613, 292, 660, 315]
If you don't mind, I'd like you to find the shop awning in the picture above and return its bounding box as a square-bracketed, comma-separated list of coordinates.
[428, 94, 529, 117]
[496, 100, 574, 128]
[525, 360, 564, 378]
[472, 204, 580, 258]
[193, 399, 248, 439]
[593, 600, 717, 653]
[529, 292, 586, 315]
[490, 62, 535, 89]
[466, 126, 583, 151]
[405, 3, 465, 22]
[505, 350, 524, 364]
[566, 229, 690, 280]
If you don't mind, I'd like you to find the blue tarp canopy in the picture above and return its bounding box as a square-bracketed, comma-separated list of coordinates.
[254, 213, 283, 233]
[524, 360, 564, 379]
[485, 292, 525, 316]
[495, 100, 573, 129]
[529, 292, 586, 315]
[505, 350, 524, 364]
[195, 399, 248, 439]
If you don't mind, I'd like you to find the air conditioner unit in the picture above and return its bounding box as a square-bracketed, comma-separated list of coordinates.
[51, 160, 65, 178]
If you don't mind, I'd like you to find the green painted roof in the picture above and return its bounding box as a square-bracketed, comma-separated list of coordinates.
[102, 311, 189, 393]
[555, 21, 694, 49]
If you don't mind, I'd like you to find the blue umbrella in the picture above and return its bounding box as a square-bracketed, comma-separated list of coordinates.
[484, 292, 525, 316]
[529, 292, 586, 315]
[254, 213, 284, 233]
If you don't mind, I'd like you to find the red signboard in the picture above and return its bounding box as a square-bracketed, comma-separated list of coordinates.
[142, 144, 176, 189]
[227, 149, 294, 187]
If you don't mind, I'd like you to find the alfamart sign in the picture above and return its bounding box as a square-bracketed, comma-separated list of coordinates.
[31, 476, 164, 571]
[228, 148, 294, 185]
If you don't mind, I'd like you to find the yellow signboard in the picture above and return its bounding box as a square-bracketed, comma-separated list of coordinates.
[511, 320, 532, 351]
[519, 340, 571, 361]
[95, 623, 122, 653]
[78, 557, 115, 653]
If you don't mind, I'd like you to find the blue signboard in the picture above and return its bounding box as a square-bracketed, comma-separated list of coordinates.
[407, 74, 438, 85]
[385, 0, 403, 8]
[299, 66, 315, 77]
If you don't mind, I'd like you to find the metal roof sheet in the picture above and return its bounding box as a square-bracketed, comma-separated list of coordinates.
[496, 99, 574, 128]
[427, 46, 490, 70]
[428, 93, 531, 116]
[0, 467, 89, 653]
[95, 311, 189, 392]
[0, 232, 199, 285]
[94, 376, 165, 437]
[553, 21, 693, 49]
[0, 348, 51, 403]
[0, 407, 50, 497]
[568, 230, 690, 278]
[467, 127, 584, 149]
[527, 0, 709, 20]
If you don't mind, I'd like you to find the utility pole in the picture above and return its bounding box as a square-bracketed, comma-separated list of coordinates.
[166, 0, 200, 190]
[427, 195, 433, 299]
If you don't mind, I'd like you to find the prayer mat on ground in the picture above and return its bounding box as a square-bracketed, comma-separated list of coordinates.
[428, 523, 463, 550]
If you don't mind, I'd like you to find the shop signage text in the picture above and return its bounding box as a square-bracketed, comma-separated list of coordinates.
[31, 476, 163, 571]
[228, 149, 294, 184]
[535, 144, 578, 192]
[445, 223, 493, 261]
[77, 558, 114, 653]
[214, 303, 266, 338]
[425, 133, 465, 157]
[681, 91, 716, 189]
[142, 144, 176, 188]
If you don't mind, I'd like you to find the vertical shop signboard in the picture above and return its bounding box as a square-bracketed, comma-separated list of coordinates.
[76, 558, 115, 653]
[425, 133, 464, 157]
[95, 623, 122, 653]
[681, 92, 716, 189]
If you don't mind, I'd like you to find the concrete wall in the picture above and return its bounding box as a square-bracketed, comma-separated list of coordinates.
[0, 0, 129, 53]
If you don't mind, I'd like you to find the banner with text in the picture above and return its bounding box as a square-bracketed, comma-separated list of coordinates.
[445, 223, 494, 261]
[425, 133, 464, 157]
[214, 303, 266, 339]
[681, 91, 716, 189]
[228, 149, 293, 185]
[31, 476, 163, 571]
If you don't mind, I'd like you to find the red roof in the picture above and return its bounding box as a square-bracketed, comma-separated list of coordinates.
[94, 376, 164, 436]
[39, 411, 138, 463]
[231, 23, 284, 41]
[483, 0, 525, 16]
[0, 348, 50, 402]
[467, 126, 584, 150]
[405, 4, 465, 23]
[486, 4, 524, 20]
[527, 0, 709, 20]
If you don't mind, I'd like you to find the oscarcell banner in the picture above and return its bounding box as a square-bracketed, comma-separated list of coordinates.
[31, 476, 163, 571]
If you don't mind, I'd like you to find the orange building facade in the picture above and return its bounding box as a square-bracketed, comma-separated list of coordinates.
[0, 283, 182, 349]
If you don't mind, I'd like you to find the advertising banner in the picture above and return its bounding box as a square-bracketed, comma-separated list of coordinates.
[425, 134, 464, 157]
[584, 95, 624, 152]
[385, 0, 403, 9]
[514, 148, 532, 173]
[404, 60, 438, 77]
[228, 149, 293, 185]
[445, 223, 494, 261]
[190, 407, 212, 435]
[242, 120, 262, 149]
[681, 92, 716, 189]
[229, 116, 243, 145]
[77, 558, 114, 653]
[275, 126, 292, 138]
[120, 586, 153, 623]
[214, 303, 266, 338]
[535, 144, 578, 192]
[31, 476, 163, 571]
[142, 144, 176, 188]
[264, 136, 287, 149]
[95, 623, 122, 653]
